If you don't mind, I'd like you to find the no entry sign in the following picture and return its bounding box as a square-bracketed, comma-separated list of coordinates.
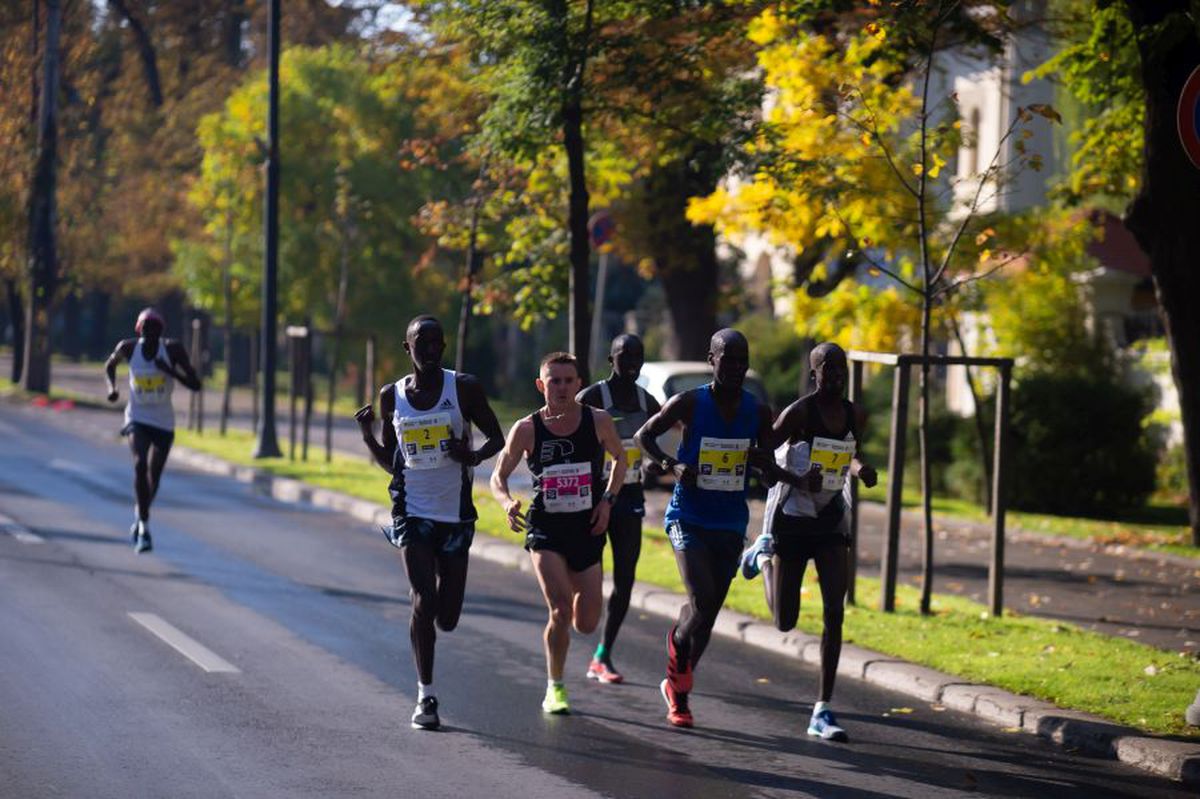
[1178, 65, 1200, 169]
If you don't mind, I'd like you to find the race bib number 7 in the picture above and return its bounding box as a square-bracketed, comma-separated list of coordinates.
[541, 462, 593, 513]
[811, 436, 855, 491]
[697, 437, 749, 492]
[400, 412, 453, 470]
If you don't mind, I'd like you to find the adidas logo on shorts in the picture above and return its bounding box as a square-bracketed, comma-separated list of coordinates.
[440, 399, 454, 409]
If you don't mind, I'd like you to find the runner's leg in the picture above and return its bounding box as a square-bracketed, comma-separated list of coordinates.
[771, 555, 808, 632]
[530, 550, 576, 681]
[812, 543, 849, 702]
[601, 514, 641, 654]
[401, 539, 440, 685]
[146, 434, 173, 510]
[434, 549, 470, 633]
[569, 560, 603, 635]
[128, 427, 153, 522]
[673, 545, 732, 669]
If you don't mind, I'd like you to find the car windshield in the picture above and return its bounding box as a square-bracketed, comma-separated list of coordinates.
[664, 373, 769, 405]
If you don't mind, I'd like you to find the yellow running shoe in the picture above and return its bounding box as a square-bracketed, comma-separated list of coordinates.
[541, 683, 570, 715]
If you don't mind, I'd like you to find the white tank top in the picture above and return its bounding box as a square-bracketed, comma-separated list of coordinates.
[391, 369, 471, 522]
[125, 339, 175, 432]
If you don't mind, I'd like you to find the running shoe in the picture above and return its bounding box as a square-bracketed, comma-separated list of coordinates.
[133, 523, 153, 554]
[586, 658, 624, 684]
[739, 533, 775, 579]
[411, 696, 440, 730]
[807, 707, 848, 742]
[542, 683, 570, 714]
[659, 678, 693, 728]
[130, 521, 140, 545]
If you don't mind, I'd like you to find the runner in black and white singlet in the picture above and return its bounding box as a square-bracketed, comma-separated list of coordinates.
[490, 352, 626, 715]
[577, 334, 661, 684]
[104, 308, 202, 554]
[740, 342, 877, 742]
[356, 315, 504, 731]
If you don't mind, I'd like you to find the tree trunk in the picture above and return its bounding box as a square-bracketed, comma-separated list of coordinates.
[86, 291, 109, 360]
[1123, 2, 1200, 544]
[23, 0, 60, 395]
[918, 293, 934, 615]
[6, 279, 24, 384]
[636, 153, 722, 360]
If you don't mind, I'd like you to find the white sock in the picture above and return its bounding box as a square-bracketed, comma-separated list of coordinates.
[418, 682, 434, 701]
[756, 552, 772, 571]
[813, 701, 830, 715]
[548, 679, 563, 689]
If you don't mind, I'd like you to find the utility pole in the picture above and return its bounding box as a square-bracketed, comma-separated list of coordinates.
[254, 0, 283, 457]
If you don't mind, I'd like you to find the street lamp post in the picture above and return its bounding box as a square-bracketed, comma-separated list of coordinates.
[254, 0, 283, 458]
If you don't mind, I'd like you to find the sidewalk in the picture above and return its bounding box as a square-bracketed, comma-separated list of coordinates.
[26, 401, 1192, 787]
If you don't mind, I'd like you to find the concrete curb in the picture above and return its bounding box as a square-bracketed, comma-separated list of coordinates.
[165, 446, 1200, 786]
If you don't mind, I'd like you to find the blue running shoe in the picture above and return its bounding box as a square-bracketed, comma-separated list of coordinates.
[739, 533, 775, 580]
[807, 707, 848, 742]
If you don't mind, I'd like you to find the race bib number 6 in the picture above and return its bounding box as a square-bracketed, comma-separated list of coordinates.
[697, 437, 750, 491]
[400, 412, 453, 470]
[811, 436, 855, 491]
[541, 461, 593, 513]
[605, 439, 643, 485]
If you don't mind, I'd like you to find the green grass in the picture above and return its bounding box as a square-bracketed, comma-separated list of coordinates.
[168, 425, 1200, 737]
[859, 469, 1198, 561]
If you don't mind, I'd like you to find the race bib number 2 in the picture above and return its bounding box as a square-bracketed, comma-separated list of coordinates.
[811, 436, 855, 491]
[401, 412, 453, 470]
[697, 437, 749, 491]
[541, 462, 593, 513]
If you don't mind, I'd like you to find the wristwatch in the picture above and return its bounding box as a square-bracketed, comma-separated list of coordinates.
[661, 457, 678, 472]
[602, 490, 617, 505]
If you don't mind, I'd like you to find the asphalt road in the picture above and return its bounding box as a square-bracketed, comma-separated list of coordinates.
[17, 354, 1200, 654]
[0, 401, 1189, 797]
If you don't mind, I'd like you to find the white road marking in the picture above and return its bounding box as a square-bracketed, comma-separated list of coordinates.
[48, 458, 90, 475]
[127, 612, 240, 674]
[0, 513, 44, 544]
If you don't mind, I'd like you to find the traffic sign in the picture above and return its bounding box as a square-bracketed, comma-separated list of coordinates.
[588, 210, 616, 249]
[1178, 65, 1200, 169]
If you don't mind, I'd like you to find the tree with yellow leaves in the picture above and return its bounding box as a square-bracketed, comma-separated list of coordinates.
[690, 0, 1058, 614]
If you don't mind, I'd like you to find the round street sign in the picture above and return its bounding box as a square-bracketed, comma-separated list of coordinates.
[588, 210, 616, 249]
[1178, 65, 1200, 169]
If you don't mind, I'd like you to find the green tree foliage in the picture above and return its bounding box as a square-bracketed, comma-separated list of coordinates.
[179, 44, 464, 340]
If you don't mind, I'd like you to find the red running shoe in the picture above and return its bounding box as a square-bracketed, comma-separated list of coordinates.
[660, 678, 694, 728]
[586, 658, 624, 684]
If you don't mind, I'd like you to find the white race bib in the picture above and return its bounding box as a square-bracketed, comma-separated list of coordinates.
[697, 436, 749, 491]
[132, 374, 170, 405]
[541, 461, 593, 513]
[400, 412, 453, 470]
[811, 436, 855, 491]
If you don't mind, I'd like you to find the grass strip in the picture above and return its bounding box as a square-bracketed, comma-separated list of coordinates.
[169, 426, 1200, 737]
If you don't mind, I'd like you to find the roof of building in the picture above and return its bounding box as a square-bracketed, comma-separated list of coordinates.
[1086, 210, 1151, 278]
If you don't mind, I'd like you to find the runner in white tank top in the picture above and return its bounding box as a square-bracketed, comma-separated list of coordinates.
[104, 308, 202, 554]
[355, 315, 505, 732]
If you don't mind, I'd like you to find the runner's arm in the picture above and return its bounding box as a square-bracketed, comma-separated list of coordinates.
[454, 374, 506, 466]
[356, 384, 396, 473]
[104, 340, 134, 402]
[159, 341, 203, 391]
[595, 410, 627, 498]
[635, 391, 696, 485]
[490, 418, 532, 532]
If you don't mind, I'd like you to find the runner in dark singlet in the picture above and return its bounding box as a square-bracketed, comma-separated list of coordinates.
[356, 315, 504, 730]
[103, 308, 202, 553]
[577, 334, 662, 684]
[490, 352, 627, 715]
[740, 342, 877, 741]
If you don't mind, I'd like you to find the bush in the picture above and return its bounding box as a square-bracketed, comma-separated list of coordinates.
[736, 313, 809, 408]
[1008, 372, 1157, 516]
[1156, 443, 1190, 503]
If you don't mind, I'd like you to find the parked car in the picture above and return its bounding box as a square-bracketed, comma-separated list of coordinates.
[636, 361, 771, 491]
